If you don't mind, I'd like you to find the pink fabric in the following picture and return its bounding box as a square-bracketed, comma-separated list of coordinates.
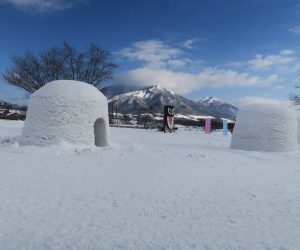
[204, 118, 211, 134]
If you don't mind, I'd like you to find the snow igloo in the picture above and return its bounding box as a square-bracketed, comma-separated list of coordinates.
[21, 80, 110, 147]
[231, 103, 297, 152]
[298, 111, 300, 144]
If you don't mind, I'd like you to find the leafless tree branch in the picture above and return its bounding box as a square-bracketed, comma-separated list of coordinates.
[3, 42, 117, 93]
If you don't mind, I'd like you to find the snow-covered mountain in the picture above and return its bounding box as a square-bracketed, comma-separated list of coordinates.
[196, 96, 238, 120]
[107, 85, 238, 119]
[108, 85, 213, 116]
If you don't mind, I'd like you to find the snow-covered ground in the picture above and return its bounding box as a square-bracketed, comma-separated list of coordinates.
[0, 120, 300, 249]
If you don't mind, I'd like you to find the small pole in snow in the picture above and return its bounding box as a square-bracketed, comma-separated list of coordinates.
[223, 119, 228, 136]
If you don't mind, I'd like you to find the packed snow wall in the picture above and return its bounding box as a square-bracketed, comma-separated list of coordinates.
[298, 111, 300, 144]
[21, 80, 110, 147]
[231, 103, 297, 152]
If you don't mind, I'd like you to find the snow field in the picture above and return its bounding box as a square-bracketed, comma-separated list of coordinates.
[0, 121, 300, 249]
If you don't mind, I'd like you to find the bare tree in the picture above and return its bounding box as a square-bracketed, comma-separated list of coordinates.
[78, 44, 117, 86]
[3, 51, 45, 93]
[3, 42, 117, 93]
[108, 93, 125, 125]
[137, 107, 156, 129]
[40, 46, 64, 83]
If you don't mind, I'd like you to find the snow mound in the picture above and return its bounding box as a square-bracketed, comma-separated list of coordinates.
[21, 80, 110, 147]
[297, 111, 300, 144]
[231, 103, 297, 152]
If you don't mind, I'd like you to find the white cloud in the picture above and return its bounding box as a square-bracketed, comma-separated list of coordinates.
[227, 49, 297, 71]
[247, 50, 295, 71]
[182, 38, 204, 49]
[0, 0, 84, 12]
[118, 67, 278, 95]
[279, 49, 294, 56]
[116, 39, 204, 70]
[234, 96, 292, 108]
[116, 40, 183, 68]
[167, 59, 188, 68]
[289, 25, 300, 35]
[117, 39, 281, 95]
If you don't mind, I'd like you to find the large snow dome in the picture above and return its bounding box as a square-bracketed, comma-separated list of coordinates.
[298, 111, 300, 144]
[231, 103, 297, 152]
[21, 80, 110, 147]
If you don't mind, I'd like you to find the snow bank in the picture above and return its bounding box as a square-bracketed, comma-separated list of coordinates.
[231, 103, 297, 152]
[21, 80, 110, 146]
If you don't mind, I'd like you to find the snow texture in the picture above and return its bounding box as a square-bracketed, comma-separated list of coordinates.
[1, 121, 300, 249]
[231, 103, 297, 152]
[21, 80, 110, 147]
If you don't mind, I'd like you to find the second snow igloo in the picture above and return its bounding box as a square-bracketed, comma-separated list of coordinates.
[297, 110, 300, 144]
[21, 80, 110, 147]
[297, 111, 300, 144]
[231, 103, 297, 152]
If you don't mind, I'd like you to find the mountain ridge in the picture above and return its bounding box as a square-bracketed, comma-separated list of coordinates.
[106, 85, 238, 120]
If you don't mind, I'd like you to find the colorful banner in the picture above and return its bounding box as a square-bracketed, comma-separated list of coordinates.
[204, 118, 211, 134]
[223, 119, 228, 136]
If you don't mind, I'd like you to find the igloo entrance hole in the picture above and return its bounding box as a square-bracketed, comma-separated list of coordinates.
[94, 118, 108, 147]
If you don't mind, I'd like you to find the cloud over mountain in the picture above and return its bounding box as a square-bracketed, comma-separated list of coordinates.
[116, 39, 279, 95]
[0, 0, 85, 12]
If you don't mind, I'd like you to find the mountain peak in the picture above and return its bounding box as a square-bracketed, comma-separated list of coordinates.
[144, 85, 176, 95]
[196, 96, 224, 104]
[145, 85, 165, 91]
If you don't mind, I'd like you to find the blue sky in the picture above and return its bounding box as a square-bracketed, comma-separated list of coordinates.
[1, 0, 300, 106]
